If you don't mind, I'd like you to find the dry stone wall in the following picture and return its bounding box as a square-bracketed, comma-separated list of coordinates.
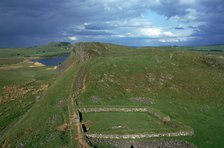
[79, 107, 148, 113]
[88, 138, 195, 148]
[79, 107, 194, 140]
[86, 130, 194, 139]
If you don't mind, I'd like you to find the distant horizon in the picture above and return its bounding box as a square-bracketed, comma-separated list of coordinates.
[1, 41, 224, 49]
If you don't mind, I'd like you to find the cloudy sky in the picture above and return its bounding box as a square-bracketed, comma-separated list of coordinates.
[0, 0, 224, 47]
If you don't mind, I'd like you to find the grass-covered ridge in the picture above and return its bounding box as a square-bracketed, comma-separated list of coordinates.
[0, 42, 224, 147]
[78, 43, 224, 147]
[81, 46, 224, 106]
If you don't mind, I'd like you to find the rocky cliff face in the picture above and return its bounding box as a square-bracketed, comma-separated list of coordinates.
[73, 42, 107, 62]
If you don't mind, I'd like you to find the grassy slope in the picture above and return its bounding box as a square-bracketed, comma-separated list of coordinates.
[79, 45, 224, 147]
[0, 67, 55, 134]
[0, 59, 79, 147]
[1, 42, 224, 147]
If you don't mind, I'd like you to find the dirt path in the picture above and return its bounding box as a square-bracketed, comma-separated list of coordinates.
[66, 111, 89, 148]
[74, 113, 89, 148]
[68, 64, 90, 148]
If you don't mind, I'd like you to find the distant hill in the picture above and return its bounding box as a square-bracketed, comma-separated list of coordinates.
[0, 42, 72, 58]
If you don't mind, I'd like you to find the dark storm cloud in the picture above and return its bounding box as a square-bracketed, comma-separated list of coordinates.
[190, 0, 224, 44]
[84, 23, 116, 30]
[0, 0, 224, 47]
[0, 0, 146, 47]
[148, 0, 192, 18]
[0, 0, 75, 47]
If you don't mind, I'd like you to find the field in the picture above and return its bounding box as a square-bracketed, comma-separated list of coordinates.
[82, 111, 192, 134]
[0, 42, 224, 147]
[0, 61, 55, 132]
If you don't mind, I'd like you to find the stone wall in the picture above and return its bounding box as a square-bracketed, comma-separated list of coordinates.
[86, 130, 194, 139]
[88, 138, 195, 148]
[79, 107, 148, 113]
[79, 107, 194, 141]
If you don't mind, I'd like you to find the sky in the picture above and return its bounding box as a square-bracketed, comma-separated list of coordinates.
[0, 0, 224, 47]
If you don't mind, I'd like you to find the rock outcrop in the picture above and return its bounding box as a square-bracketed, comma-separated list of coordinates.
[73, 42, 107, 62]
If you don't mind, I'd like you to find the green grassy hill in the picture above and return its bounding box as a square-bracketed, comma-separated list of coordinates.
[0, 42, 224, 147]
[78, 43, 224, 147]
[0, 42, 72, 58]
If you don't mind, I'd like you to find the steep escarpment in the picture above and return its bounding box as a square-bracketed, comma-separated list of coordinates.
[73, 42, 107, 62]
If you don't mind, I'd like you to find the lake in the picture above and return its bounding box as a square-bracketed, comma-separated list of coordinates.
[32, 53, 69, 66]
